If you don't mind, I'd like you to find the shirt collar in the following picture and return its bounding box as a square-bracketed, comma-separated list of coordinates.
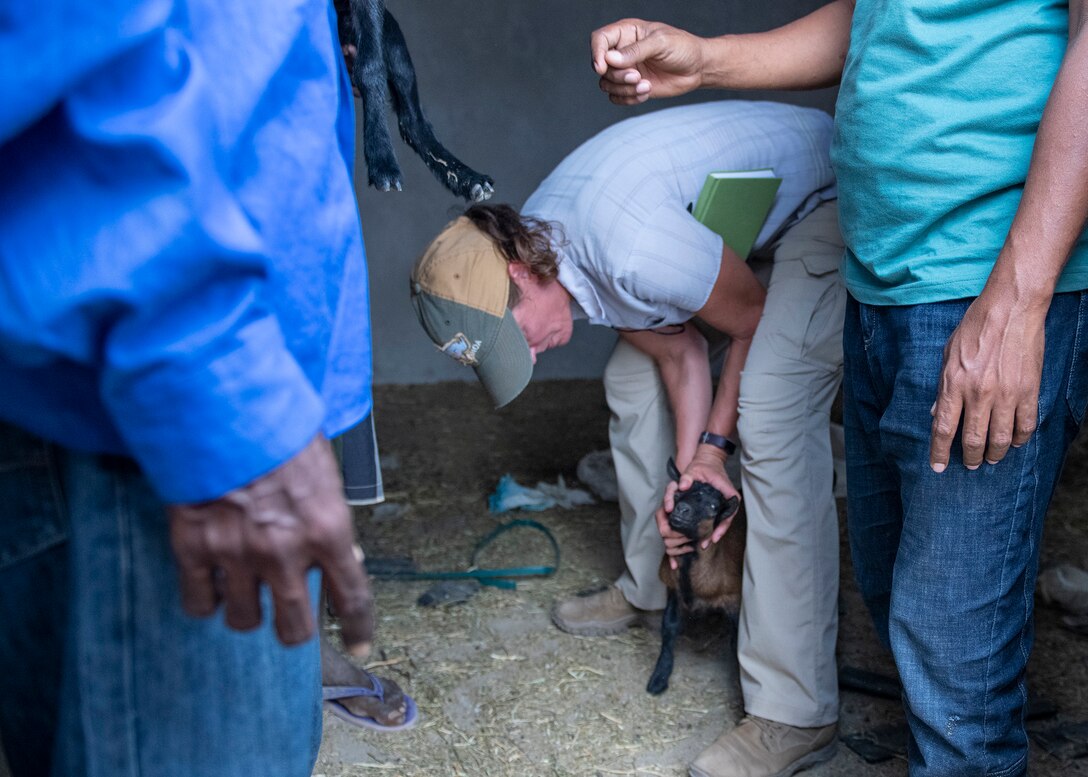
[556, 250, 605, 325]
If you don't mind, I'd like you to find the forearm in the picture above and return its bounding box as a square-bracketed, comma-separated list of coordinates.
[984, 16, 1088, 308]
[700, 0, 854, 91]
[660, 346, 714, 471]
[705, 335, 750, 445]
[620, 328, 712, 470]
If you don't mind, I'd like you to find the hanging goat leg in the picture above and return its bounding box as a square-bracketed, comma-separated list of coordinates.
[647, 458, 745, 695]
[339, 0, 403, 191]
[382, 10, 494, 201]
[647, 587, 682, 695]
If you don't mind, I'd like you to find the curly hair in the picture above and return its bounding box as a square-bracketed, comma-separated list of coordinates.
[463, 203, 561, 307]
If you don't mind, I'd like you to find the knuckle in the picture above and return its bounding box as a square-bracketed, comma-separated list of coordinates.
[1017, 419, 1038, 436]
[336, 591, 373, 619]
[989, 432, 1012, 450]
[306, 518, 349, 550]
[962, 431, 986, 449]
[933, 421, 956, 438]
[275, 585, 310, 612]
[937, 377, 958, 398]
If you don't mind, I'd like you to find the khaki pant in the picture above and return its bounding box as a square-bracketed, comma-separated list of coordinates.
[604, 201, 844, 727]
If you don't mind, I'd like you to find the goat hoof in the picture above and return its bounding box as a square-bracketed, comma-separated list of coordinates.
[646, 675, 669, 695]
[371, 176, 403, 193]
[469, 182, 494, 202]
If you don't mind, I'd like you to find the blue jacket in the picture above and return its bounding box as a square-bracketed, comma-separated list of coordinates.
[0, 0, 372, 503]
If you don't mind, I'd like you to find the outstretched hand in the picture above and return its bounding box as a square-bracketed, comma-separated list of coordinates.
[656, 446, 740, 569]
[929, 291, 1047, 472]
[590, 19, 706, 104]
[168, 434, 374, 655]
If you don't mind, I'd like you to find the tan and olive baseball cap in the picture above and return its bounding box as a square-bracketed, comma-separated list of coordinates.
[410, 217, 533, 408]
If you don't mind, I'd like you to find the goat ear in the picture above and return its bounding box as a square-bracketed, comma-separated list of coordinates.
[666, 457, 681, 482]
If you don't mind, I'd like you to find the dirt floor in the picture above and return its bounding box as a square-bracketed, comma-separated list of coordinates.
[316, 380, 1088, 777]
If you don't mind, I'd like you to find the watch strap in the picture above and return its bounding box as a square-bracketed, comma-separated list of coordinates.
[699, 431, 737, 456]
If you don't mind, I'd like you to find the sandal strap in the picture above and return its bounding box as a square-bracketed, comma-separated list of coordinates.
[322, 676, 385, 702]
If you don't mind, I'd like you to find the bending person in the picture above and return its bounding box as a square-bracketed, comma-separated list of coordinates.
[410, 99, 844, 776]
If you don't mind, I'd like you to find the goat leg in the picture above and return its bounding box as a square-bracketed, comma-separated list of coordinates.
[646, 589, 681, 695]
[723, 611, 744, 721]
[342, 0, 403, 192]
[382, 9, 494, 202]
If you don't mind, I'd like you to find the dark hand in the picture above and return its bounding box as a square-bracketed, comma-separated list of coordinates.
[168, 434, 374, 654]
[591, 19, 706, 104]
[930, 292, 1047, 472]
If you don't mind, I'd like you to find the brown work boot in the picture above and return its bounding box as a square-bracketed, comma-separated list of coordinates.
[689, 716, 837, 777]
[551, 585, 659, 636]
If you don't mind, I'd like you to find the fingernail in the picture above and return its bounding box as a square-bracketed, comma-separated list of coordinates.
[966, 464, 979, 471]
[352, 544, 364, 563]
[635, 81, 651, 93]
[624, 71, 639, 83]
[347, 640, 371, 658]
[930, 402, 936, 416]
[986, 459, 999, 465]
[931, 462, 946, 473]
[701, 541, 709, 549]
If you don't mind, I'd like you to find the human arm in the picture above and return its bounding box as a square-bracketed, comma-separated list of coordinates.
[589, 1, 855, 104]
[647, 331, 755, 565]
[929, 3, 1088, 472]
[168, 434, 374, 651]
[619, 325, 714, 476]
[619, 325, 715, 560]
[625, 244, 765, 560]
[664, 244, 765, 552]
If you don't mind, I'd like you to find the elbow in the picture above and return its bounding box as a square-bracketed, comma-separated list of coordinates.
[735, 294, 766, 342]
[654, 327, 708, 371]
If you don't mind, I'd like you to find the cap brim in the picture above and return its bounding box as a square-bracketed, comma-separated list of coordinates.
[474, 310, 533, 408]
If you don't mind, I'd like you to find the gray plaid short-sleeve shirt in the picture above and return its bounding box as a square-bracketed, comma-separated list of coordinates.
[522, 101, 837, 330]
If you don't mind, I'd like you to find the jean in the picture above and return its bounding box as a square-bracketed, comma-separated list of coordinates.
[843, 292, 1088, 776]
[0, 423, 322, 777]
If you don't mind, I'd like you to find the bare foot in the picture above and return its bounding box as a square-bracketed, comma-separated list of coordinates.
[320, 634, 409, 727]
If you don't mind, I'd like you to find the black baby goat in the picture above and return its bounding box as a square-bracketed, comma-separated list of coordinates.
[647, 459, 746, 695]
[333, 0, 494, 202]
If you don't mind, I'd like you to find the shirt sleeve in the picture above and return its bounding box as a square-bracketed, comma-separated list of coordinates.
[616, 205, 725, 325]
[0, 4, 326, 504]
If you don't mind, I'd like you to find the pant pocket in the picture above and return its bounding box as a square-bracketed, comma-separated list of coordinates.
[0, 422, 68, 570]
[764, 275, 847, 370]
[1065, 291, 1088, 427]
[772, 201, 844, 277]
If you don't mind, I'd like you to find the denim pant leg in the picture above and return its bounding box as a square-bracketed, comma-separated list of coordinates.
[0, 425, 69, 777]
[842, 298, 904, 649]
[0, 424, 323, 777]
[844, 292, 1088, 777]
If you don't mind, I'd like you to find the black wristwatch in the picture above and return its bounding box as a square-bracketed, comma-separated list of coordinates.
[698, 431, 737, 456]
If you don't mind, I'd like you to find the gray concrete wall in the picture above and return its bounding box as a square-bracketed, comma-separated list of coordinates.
[363, 0, 839, 385]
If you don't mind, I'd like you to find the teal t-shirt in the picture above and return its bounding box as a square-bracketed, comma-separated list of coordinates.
[832, 0, 1088, 305]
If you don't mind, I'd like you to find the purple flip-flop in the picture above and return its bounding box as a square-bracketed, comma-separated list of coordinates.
[322, 674, 419, 732]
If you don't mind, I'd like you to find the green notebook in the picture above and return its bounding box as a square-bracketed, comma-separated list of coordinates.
[691, 169, 782, 259]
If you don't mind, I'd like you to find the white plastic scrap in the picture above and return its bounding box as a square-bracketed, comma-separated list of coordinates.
[488, 474, 595, 513]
